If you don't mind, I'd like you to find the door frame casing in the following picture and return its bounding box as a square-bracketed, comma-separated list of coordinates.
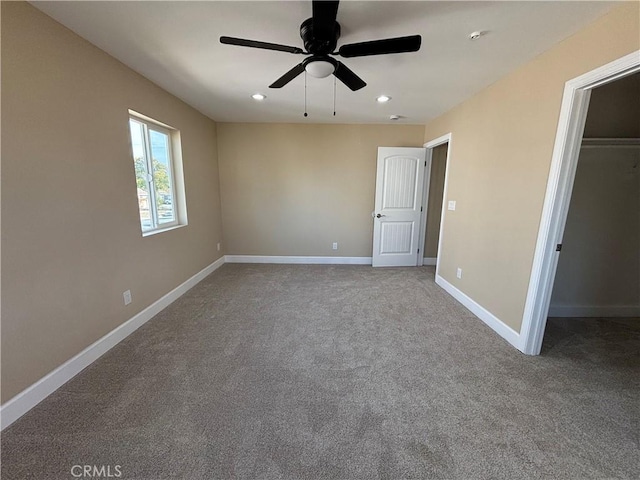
[416, 150, 433, 265]
[520, 50, 640, 355]
[420, 133, 452, 277]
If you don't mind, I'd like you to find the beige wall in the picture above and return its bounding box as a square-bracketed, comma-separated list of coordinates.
[550, 146, 640, 312]
[423, 3, 639, 331]
[424, 144, 447, 258]
[1, 3, 223, 402]
[217, 123, 424, 257]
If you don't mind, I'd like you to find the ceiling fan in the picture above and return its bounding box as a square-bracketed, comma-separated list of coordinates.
[220, 0, 422, 92]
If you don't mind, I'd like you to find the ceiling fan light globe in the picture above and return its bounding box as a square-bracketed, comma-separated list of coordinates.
[305, 60, 335, 78]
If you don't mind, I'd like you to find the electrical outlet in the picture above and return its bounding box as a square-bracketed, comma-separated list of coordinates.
[332, 242, 338, 250]
[123, 290, 132, 306]
[448, 200, 456, 211]
[217, 242, 221, 251]
[456, 268, 462, 279]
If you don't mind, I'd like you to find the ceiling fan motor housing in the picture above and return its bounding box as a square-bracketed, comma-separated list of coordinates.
[300, 17, 341, 54]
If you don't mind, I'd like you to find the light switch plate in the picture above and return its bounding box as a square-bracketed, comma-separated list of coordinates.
[448, 200, 456, 211]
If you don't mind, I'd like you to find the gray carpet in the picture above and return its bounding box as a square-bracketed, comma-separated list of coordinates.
[1, 264, 638, 479]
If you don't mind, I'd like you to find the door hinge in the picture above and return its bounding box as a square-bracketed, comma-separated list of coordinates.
[424, 160, 427, 167]
[420, 206, 423, 212]
[556, 244, 562, 252]
[417, 248, 420, 254]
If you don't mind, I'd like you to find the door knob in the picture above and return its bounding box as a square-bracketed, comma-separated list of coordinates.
[376, 213, 386, 218]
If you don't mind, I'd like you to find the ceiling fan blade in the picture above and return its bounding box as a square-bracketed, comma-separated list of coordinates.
[334, 61, 366, 91]
[338, 35, 422, 58]
[269, 62, 306, 88]
[220, 36, 304, 54]
[312, 0, 339, 35]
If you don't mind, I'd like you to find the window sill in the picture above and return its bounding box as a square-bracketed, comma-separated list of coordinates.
[142, 223, 187, 237]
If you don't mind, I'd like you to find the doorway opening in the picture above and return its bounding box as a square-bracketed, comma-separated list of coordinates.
[521, 51, 640, 355]
[543, 73, 639, 352]
[420, 134, 452, 278]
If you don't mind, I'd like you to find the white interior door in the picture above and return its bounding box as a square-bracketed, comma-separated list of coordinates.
[372, 147, 426, 267]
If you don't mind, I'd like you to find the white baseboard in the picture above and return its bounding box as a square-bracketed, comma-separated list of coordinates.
[225, 255, 372, 265]
[0, 256, 225, 431]
[435, 274, 523, 351]
[548, 305, 640, 318]
[422, 257, 437, 266]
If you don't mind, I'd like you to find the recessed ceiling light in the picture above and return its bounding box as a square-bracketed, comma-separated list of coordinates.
[251, 93, 266, 101]
[377, 95, 391, 103]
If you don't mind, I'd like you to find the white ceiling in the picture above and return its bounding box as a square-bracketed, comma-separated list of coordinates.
[32, 1, 617, 125]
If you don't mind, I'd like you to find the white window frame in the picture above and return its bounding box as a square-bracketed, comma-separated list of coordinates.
[128, 110, 187, 236]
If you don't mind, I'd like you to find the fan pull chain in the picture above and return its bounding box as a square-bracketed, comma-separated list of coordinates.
[303, 72, 308, 118]
[333, 76, 336, 116]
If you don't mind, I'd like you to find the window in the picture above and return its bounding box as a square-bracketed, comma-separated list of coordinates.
[128, 111, 186, 234]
